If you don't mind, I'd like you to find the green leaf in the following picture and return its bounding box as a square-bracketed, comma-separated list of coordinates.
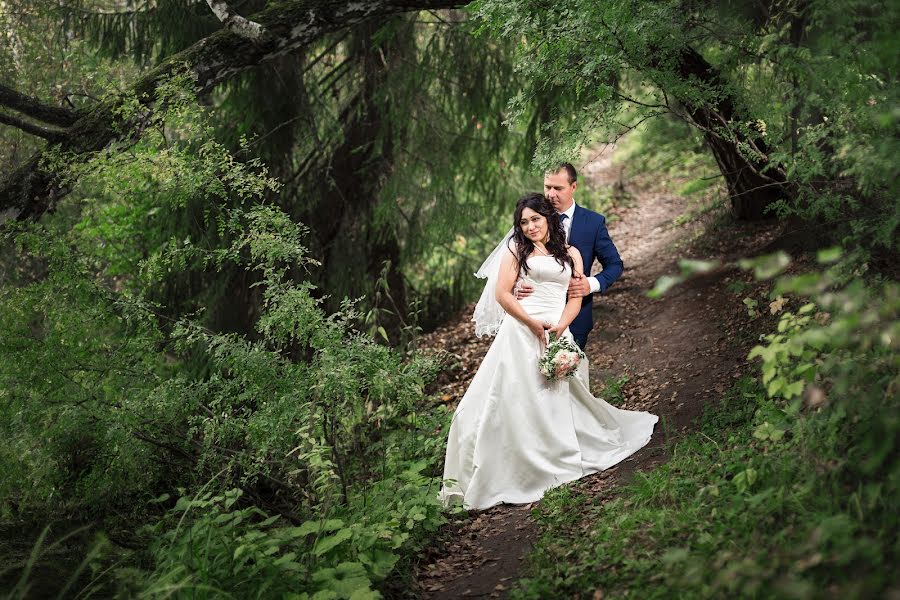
[359, 549, 399, 579]
[767, 377, 785, 397]
[747, 345, 766, 360]
[647, 275, 682, 298]
[798, 302, 817, 314]
[321, 519, 345, 532]
[816, 247, 843, 263]
[274, 552, 297, 565]
[678, 258, 719, 275]
[739, 251, 791, 279]
[292, 519, 344, 538]
[224, 488, 242, 509]
[753, 422, 786, 442]
[259, 515, 281, 527]
[762, 363, 776, 384]
[733, 468, 758, 493]
[312, 562, 373, 598]
[313, 528, 353, 556]
[784, 380, 805, 399]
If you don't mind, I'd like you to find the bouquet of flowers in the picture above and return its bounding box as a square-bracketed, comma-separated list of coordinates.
[538, 334, 586, 381]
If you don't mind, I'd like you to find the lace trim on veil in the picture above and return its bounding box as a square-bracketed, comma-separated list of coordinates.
[472, 228, 516, 337]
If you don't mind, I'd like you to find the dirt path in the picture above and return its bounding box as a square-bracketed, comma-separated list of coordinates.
[413, 149, 784, 598]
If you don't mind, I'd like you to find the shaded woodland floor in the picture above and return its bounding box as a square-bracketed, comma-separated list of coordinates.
[412, 148, 788, 598]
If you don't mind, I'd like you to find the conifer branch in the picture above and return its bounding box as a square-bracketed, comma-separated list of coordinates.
[0, 82, 79, 127]
[205, 0, 268, 41]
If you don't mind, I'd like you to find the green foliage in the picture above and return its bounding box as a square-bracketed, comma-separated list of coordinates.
[615, 114, 717, 184]
[756, 1, 900, 250]
[1, 197, 453, 594]
[360, 15, 540, 322]
[3, 3, 544, 334]
[514, 260, 899, 599]
[473, 0, 721, 166]
[134, 465, 447, 599]
[597, 375, 629, 407]
[0, 90, 454, 594]
[0, 222, 170, 517]
[475, 0, 899, 252]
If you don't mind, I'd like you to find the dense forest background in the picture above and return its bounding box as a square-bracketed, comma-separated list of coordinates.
[0, 1, 896, 598]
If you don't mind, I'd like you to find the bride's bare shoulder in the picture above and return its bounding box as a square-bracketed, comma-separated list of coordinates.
[500, 245, 519, 268]
[565, 245, 583, 268]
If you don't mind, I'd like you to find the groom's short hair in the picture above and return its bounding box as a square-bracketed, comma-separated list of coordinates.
[550, 162, 577, 184]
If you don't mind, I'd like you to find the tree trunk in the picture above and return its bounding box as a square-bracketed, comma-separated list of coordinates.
[676, 47, 790, 220]
[302, 17, 412, 333]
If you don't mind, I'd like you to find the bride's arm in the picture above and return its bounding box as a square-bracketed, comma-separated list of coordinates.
[496, 250, 550, 343]
[549, 248, 584, 337]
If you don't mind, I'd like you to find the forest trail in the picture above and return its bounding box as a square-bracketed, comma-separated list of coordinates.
[413, 148, 784, 599]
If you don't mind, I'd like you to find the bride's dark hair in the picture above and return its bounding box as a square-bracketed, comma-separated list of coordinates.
[512, 192, 573, 276]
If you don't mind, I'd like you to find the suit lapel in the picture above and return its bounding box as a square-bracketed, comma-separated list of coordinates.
[569, 204, 585, 244]
[570, 205, 593, 267]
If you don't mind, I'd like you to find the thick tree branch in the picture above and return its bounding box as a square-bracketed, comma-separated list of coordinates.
[205, 0, 268, 40]
[0, 0, 465, 224]
[0, 111, 66, 141]
[0, 82, 79, 127]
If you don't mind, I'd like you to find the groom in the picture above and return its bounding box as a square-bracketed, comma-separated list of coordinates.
[517, 163, 623, 350]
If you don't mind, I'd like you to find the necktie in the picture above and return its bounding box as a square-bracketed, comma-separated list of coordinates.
[559, 213, 570, 241]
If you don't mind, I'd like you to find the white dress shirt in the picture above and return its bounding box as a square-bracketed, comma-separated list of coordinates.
[560, 201, 601, 294]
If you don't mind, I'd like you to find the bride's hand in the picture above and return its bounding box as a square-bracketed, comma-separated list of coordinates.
[528, 319, 551, 348]
[547, 322, 567, 339]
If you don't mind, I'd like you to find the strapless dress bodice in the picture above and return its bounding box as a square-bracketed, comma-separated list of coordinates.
[519, 255, 571, 316]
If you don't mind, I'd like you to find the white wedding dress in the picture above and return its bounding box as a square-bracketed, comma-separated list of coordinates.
[439, 255, 658, 510]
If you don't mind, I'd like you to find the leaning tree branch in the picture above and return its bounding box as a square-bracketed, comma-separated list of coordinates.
[0, 111, 66, 141]
[205, 0, 268, 40]
[0, 0, 465, 224]
[0, 82, 79, 127]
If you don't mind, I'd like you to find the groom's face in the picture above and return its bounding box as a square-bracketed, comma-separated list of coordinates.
[544, 170, 577, 213]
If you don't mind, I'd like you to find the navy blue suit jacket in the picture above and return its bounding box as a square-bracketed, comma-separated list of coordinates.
[567, 204, 623, 337]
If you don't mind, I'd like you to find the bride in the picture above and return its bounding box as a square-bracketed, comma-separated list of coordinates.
[439, 193, 658, 510]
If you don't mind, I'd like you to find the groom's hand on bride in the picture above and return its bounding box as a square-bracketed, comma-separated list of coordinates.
[514, 281, 534, 299]
[568, 272, 592, 298]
